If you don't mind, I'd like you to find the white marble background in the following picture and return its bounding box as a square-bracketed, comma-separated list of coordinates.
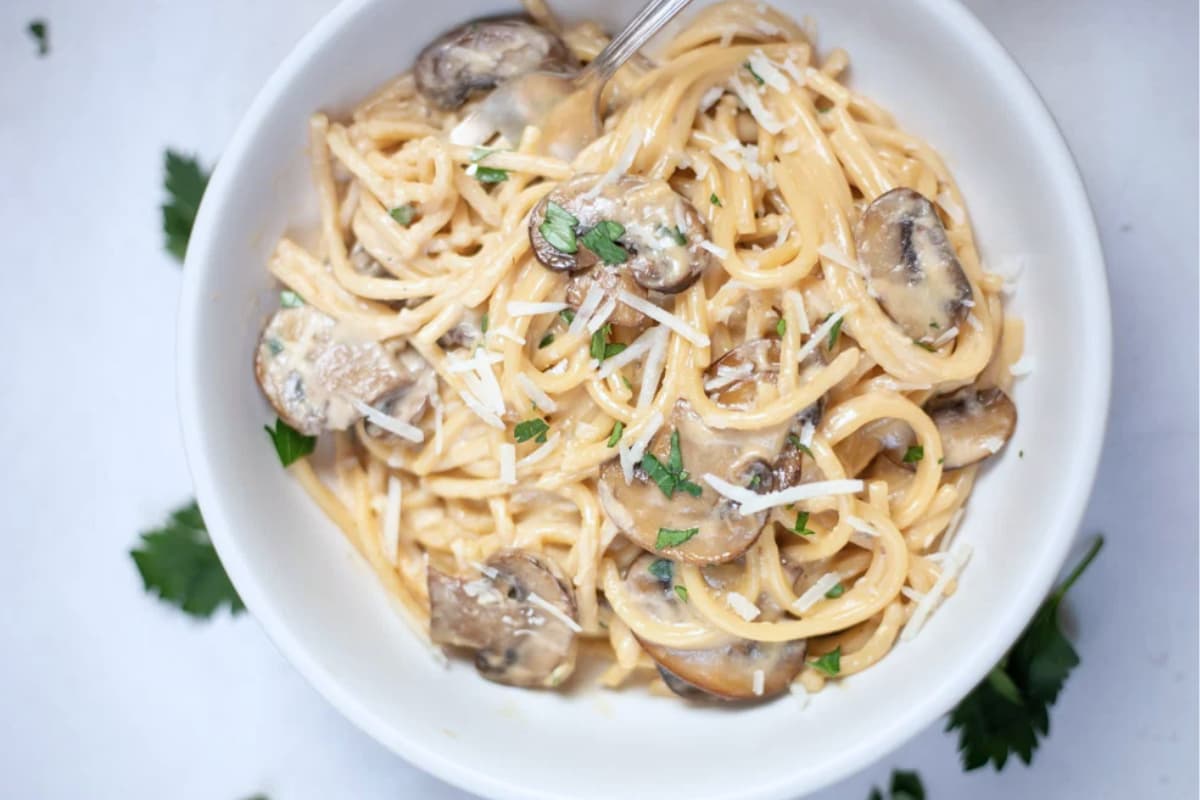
[0, 0, 1195, 797]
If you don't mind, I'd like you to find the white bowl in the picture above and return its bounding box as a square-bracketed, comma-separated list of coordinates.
[178, 1, 1111, 797]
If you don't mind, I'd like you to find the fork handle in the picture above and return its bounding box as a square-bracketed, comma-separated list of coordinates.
[586, 0, 694, 84]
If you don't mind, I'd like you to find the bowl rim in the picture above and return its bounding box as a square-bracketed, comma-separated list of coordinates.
[177, 0, 1112, 797]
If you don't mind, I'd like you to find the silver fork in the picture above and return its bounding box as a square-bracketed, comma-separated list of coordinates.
[450, 0, 694, 160]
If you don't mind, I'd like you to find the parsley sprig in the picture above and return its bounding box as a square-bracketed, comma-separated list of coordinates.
[28, 19, 48, 56]
[639, 430, 702, 499]
[130, 501, 244, 618]
[162, 150, 211, 262]
[947, 536, 1104, 770]
[514, 418, 550, 444]
[867, 770, 925, 800]
[264, 417, 316, 466]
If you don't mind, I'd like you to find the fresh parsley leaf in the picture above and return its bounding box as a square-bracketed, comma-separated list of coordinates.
[162, 150, 211, 262]
[28, 19, 48, 56]
[581, 220, 629, 265]
[513, 418, 550, 444]
[559, 308, 576, 324]
[389, 204, 416, 226]
[747, 473, 762, 490]
[280, 290, 304, 308]
[828, 316, 844, 349]
[947, 536, 1104, 770]
[776, 317, 787, 336]
[902, 445, 924, 463]
[793, 510, 814, 536]
[480, 312, 489, 334]
[470, 146, 499, 162]
[667, 429, 683, 474]
[710, 193, 723, 207]
[640, 453, 677, 498]
[621, 375, 633, 390]
[130, 501, 244, 618]
[656, 526, 700, 549]
[648, 558, 673, 582]
[658, 225, 688, 246]
[607, 420, 624, 447]
[868, 770, 925, 800]
[744, 61, 765, 86]
[787, 433, 814, 456]
[538, 332, 555, 349]
[590, 326, 609, 360]
[825, 582, 845, 599]
[540, 202, 579, 254]
[677, 478, 703, 496]
[264, 417, 315, 467]
[913, 339, 936, 352]
[674, 585, 689, 601]
[638, 429, 702, 499]
[809, 646, 841, 676]
[605, 342, 627, 358]
[472, 165, 508, 183]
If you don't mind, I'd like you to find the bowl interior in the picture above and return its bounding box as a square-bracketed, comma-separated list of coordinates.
[178, 1, 1110, 798]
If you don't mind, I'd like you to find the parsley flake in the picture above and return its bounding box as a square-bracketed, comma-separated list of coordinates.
[581, 220, 629, 265]
[471, 165, 508, 183]
[540, 202, 579, 254]
[656, 527, 700, 549]
[648, 558, 673, 581]
[867, 769, 925, 800]
[264, 417, 316, 467]
[809, 646, 841, 676]
[389, 204, 416, 226]
[674, 585, 689, 601]
[902, 445, 924, 463]
[27, 19, 48, 56]
[793, 510, 815, 536]
[162, 150, 211, 262]
[913, 339, 936, 352]
[559, 308, 575, 324]
[538, 332, 556, 349]
[828, 316, 844, 349]
[825, 582, 846, 599]
[513, 418, 550, 444]
[710, 193, 723, 207]
[658, 225, 688, 246]
[744, 61, 765, 86]
[130, 501, 244, 618]
[280, 290, 304, 308]
[776, 317, 787, 336]
[480, 312, 489, 334]
[607, 420, 624, 447]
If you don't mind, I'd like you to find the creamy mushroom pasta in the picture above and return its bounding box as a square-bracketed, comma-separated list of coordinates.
[254, 0, 1024, 701]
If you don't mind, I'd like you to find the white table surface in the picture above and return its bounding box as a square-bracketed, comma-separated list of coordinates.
[1, 1, 1196, 797]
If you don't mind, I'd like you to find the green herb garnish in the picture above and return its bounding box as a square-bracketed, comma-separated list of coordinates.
[472, 165, 508, 183]
[776, 317, 787, 336]
[867, 769, 925, 800]
[559, 308, 576, 324]
[513, 418, 550, 444]
[130, 500, 244, 618]
[828, 316, 844, 349]
[744, 61, 765, 86]
[264, 417, 316, 467]
[607, 421, 624, 447]
[710, 193, 723, 207]
[902, 445, 924, 464]
[590, 324, 626, 361]
[825, 582, 846, 599]
[280, 290, 304, 308]
[540, 202, 579, 254]
[793, 510, 814, 536]
[162, 150, 211, 262]
[913, 339, 936, 352]
[656, 527, 700, 549]
[674, 585, 689, 601]
[389, 204, 416, 226]
[581, 220, 629, 265]
[648, 558, 673, 582]
[809, 646, 841, 676]
[470, 146, 499, 162]
[28, 19, 48, 56]
[538, 332, 556, 349]
[658, 225, 688, 246]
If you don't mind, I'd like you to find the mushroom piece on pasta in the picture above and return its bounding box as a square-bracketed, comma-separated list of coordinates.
[427, 549, 579, 688]
[880, 385, 1017, 470]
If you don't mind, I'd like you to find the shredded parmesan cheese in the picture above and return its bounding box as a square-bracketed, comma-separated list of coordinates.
[618, 410, 664, 484]
[785, 289, 811, 334]
[1009, 354, 1036, 377]
[901, 541, 972, 641]
[528, 593, 584, 633]
[789, 680, 810, 708]
[795, 307, 851, 364]
[792, 573, 842, 613]
[498, 443, 517, 485]
[731, 77, 784, 134]
[748, 50, 790, 91]
[516, 373, 557, 413]
[457, 389, 504, 429]
[616, 290, 710, 347]
[752, 669, 766, 696]
[726, 592, 762, 621]
[817, 243, 862, 274]
[506, 301, 568, 317]
[844, 514, 881, 538]
[702, 474, 863, 514]
[597, 326, 662, 379]
[351, 398, 425, 443]
[698, 240, 730, 259]
[637, 326, 671, 409]
[569, 284, 605, 336]
[587, 298, 617, 333]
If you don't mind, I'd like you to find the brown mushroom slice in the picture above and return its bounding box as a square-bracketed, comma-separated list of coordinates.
[436, 307, 484, 351]
[703, 339, 826, 489]
[882, 386, 1017, 469]
[427, 549, 578, 688]
[621, 554, 806, 701]
[564, 267, 649, 329]
[414, 18, 574, 110]
[855, 187, 973, 341]
[528, 173, 714, 294]
[364, 349, 438, 440]
[254, 305, 410, 435]
[598, 400, 788, 565]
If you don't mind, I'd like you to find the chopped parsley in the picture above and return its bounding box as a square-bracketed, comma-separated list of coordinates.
[809, 646, 841, 676]
[538, 332, 556, 349]
[793, 510, 815, 536]
[590, 324, 626, 361]
[480, 312, 489, 333]
[930, 320, 941, 329]
[902, 445, 924, 464]
[607, 420, 624, 447]
[867, 769, 925, 800]
[787, 433, 813, 457]
[130, 501, 245, 618]
[471, 165, 508, 183]
[746, 473, 762, 490]
[540, 202, 579, 254]
[469, 146, 500, 162]
[581, 220, 629, 265]
[827, 316, 844, 349]
[776, 317, 787, 336]
[913, 339, 937, 352]
[947, 536, 1104, 770]
[559, 308, 576, 324]
[825, 582, 846, 599]
[264, 417, 316, 467]
[744, 61, 765, 86]
[674, 585, 689, 601]
[658, 225, 688, 246]
[639, 430, 703, 498]
[710, 193, 723, 207]
[648, 558, 673, 582]
[162, 150, 211, 262]
[280, 290, 304, 308]
[389, 204, 416, 226]
[513, 418, 549, 444]
[656, 526, 700, 549]
[27, 19, 48, 56]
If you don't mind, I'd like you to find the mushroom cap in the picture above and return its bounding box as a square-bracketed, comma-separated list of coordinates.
[855, 187, 973, 341]
[364, 348, 439, 440]
[413, 18, 574, 110]
[621, 554, 807, 701]
[882, 385, 1017, 470]
[703, 338, 826, 489]
[427, 549, 578, 688]
[598, 399, 788, 565]
[528, 173, 714, 294]
[254, 305, 411, 435]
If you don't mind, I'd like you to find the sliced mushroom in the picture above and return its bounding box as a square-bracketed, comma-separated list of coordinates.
[621, 554, 806, 701]
[528, 173, 714, 294]
[855, 187, 973, 341]
[414, 18, 574, 110]
[703, 338, 825, 489]
[599, 399, 788, 564]
[564, 267, 648, 329]
[427, 549, 578, 688]
[364, 348, 438, 440]
[436, 307, 484, 351]
[881, 385, 1017, 469]
[254, 305, 410, 435]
